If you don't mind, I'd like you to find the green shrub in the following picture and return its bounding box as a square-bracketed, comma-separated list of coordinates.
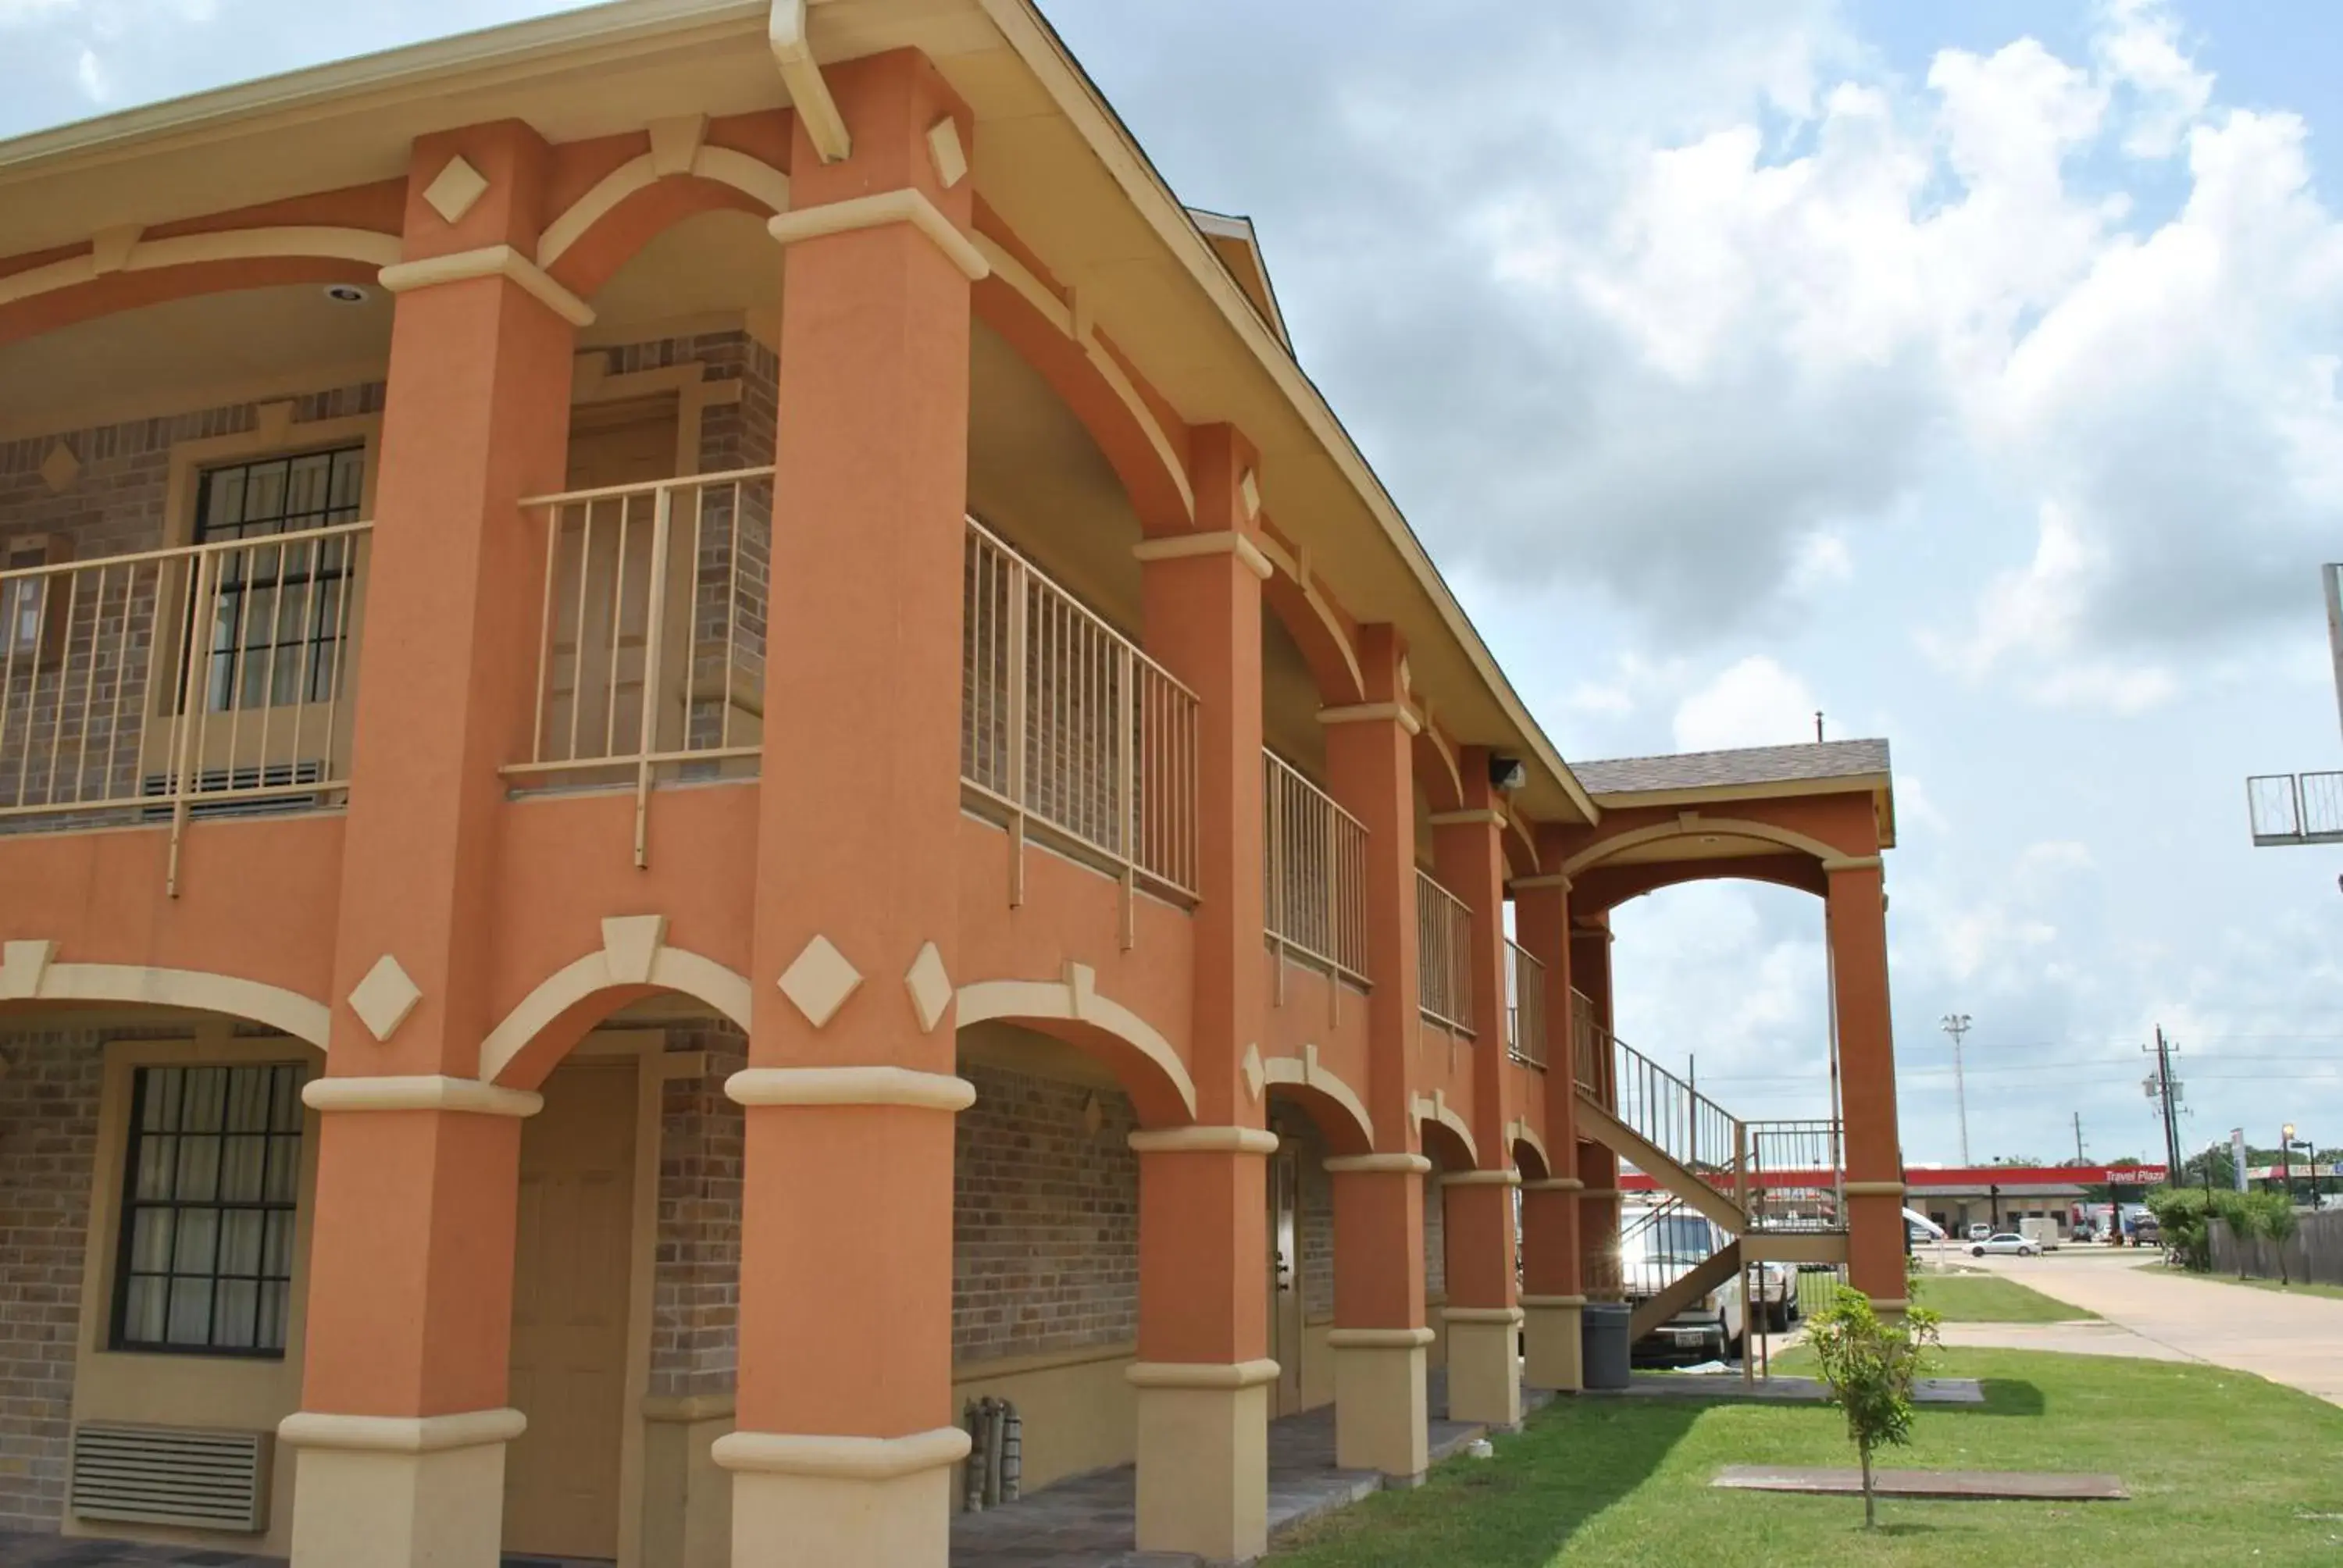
[1805, 1287, 1944, 1529]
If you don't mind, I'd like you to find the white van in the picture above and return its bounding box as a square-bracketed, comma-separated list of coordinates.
[1617, 1204, 1791, 1360]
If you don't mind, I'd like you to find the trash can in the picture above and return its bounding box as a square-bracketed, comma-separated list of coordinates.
[1581, 1302, 1632, 1391]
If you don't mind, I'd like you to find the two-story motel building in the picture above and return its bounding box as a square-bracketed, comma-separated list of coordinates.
[0, 2, 1910, 1564]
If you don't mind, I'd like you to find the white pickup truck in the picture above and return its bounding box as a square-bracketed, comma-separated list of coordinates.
[1618, 1204, 1793, 1361]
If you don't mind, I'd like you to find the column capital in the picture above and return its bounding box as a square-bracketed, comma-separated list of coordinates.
[1128, 1125, 1278, 1155]
[1323, 1152, 1432, 1174]
[1132, 529, 1273, 580]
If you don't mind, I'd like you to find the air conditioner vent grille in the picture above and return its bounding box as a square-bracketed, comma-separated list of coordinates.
[70, 1422, 269, 1533]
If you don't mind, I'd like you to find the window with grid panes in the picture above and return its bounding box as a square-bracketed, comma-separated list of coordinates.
[112, 1063, 307, 1356]
[190, 447, 365, 711]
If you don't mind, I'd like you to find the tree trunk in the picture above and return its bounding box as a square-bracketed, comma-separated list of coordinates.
[1860, 1441, 1876, 1530]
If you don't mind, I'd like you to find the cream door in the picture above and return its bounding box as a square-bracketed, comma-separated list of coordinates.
[504, 1061, 638, 1561]
[545, 395, 692, 762]
[1268, 1146, 1303, 1417]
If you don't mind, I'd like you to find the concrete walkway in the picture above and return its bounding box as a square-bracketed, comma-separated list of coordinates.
[1960, 1249, 2343, 1406]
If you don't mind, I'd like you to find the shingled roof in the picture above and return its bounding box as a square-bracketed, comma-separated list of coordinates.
[1571, 738, 1891, 798]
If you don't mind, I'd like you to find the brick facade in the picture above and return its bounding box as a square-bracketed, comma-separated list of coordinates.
[952, 1063, 1139, 1363]
[0, 1029, 109, 1530]
[651, 1026, 747, 1400]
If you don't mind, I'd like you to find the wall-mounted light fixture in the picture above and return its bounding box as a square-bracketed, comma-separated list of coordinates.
[1489, 754, 1527, 793]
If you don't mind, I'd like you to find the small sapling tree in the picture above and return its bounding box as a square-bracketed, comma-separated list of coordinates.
[1806, 1285, 1944, 1529]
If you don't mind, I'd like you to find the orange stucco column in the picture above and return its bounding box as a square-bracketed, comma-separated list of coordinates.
[287, 120, 573, 1568]
[1515, 876, 1584, 1390]
[1430, 757, 1520, 1426]
[722, 52, 978, 1568]
[1829, 862, 1906, 1307]
[1571, 919, 1622, 1299]
[1321, 625, 1433, 1476]
[1130, 425, 1273, 1562]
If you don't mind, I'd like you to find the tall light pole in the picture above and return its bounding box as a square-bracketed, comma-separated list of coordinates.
[1940, 1013, 1973, 1166]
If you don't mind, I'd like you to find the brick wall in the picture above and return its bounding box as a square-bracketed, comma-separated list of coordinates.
[1266, 1100, 1335, 1318]
[953, 1064, 1139, 1363]
[651, 1026, 746, 1400]
[0, 1028, 105, 1530]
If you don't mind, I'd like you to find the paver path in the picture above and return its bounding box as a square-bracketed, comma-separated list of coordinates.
[1960, 1249, 2343, 1405]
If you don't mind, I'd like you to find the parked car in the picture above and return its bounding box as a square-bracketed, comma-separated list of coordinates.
[1969, 1232, 2040, 1256]
[1619, 1206, 1795, 1361]
[1967, 1222, 1993, 1242]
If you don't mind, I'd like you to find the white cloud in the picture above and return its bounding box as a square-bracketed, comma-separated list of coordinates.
[1671, 655, 1821, 751]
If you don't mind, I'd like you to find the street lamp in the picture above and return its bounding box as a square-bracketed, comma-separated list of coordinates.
[2282, 1124, 2297, 1205]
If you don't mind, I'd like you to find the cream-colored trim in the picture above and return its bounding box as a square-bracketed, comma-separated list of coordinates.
[1428, 808, 1506, 829]
[1522, 1177, 1584, 1192]
[766, 0, 849, 164]
[1867, 1297, 1913, 1313]
[1412, 1092, 1480, 1169]
[1508, 871, 1573, 891]
[1260, 1044, 1374, 1149]
[1441, 1169, 1521, 1188]
[302, 1075, 544, 1117]
[536, 143, 792, 269]
[1321, 1153, 1432, 1174]
[725, 1065, 975, 1112]
[711, 1426, 969, 1481]
[640, 1392, 736, 1424]
[278, 1407, 526, 1454]
[1132, 530, 1272, 583]
[376, 243, 594, 327]
[1585, 772, 1894, 815]
[1823, 854, 1885, 873]
[1324, 1327, 1434, 1350]
[1578, 1188, 1621, 1202]
[1251, 535, 1366, 700]
[0, 226, 401, 308]
[766, 189, 987, 282]
[955, 967, 1200, 1121]
[1508, 1119, 1552, 1174]
[159, 404, 383, 551]
[1124, 1360, 1280, 1391]
[1560, 814, 1849, 879]
[1126, 1125, 1278, 1156]
[568, 357, 726, 480]
[478, 927, 753, 1085]
[1442, 1306, 1525, 1326]
[1843, 1180, 1906, 1197]
[970, 230, 1199, 526]
[1520, 1295, 1588, 1309]
[0, 945, 333, 1046]
[1316, 701, 1421, 736]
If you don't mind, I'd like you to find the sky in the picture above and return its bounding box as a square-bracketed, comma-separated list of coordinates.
[5, 0, 2342, 1169]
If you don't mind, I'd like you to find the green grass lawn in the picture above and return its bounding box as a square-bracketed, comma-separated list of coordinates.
[1913, 1271, 2096, 1323]
[2139, 1263, 2343, 1303]
[1264, 1349, 2343, 1567]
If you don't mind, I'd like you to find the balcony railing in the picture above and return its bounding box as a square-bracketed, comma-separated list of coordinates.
[0, 523, 371, 890]
[1571, 987, 1603, 1091]
[1414, 868, 1473, 1035]
[507, 469, 772, 864]
[1505, 939, 1546, 1069]
[1263, 750, 1368, 985]
[1745, 1118, 1846, 1233]
[962, 518, 1199, 910]
[2247, 772, 2343, 845]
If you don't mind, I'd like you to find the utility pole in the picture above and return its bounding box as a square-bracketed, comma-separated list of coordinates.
[2072, 1111, 2087, 1164]
[2142, 1029, 2183, 1181]
[1940, 1013, 1973, 1166]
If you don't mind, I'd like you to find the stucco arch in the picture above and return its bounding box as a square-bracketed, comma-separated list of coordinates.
[1510, 1121, 1552, 1181]
[956, 967, 1198, 1128]
[1260, 1046, 1373, 1156]
[480, 916, 752, 1089]
[0, 941, 330, 1047]
[1414, 1092, 1480, 1170]
[1560, 816, 1849, 881]
[1573, 853, 1827, 914]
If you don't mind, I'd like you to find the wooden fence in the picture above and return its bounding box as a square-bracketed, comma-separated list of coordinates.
[2208, 1206, 2343, 1287]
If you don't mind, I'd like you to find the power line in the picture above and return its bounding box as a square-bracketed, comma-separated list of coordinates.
[1941, 1012, 1973, 1166]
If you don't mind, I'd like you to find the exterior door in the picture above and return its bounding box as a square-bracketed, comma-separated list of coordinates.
[504, 1060, 638, 1560]
[1267, 1146, 1303, 1417]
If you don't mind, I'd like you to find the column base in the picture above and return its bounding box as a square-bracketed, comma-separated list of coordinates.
[1128, 1361, 1274, 1562]
[281, 1408, 523, 1568]
[1326, 1330, 1431, 1482]
[1521, 1296, 1585, 1392]
[1441, 1308, 1525, 1428]
[715, 1427, 968, 1568]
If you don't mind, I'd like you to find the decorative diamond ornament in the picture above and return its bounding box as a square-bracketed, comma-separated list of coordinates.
[348, 954, 423, 1042]
[38, 444, 79, 494]
[778, 935, 862, 1029]
[423, 155, 490, 225]
[1082, 1092, 1104, 1139]
[904, 941, 952, 1033]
